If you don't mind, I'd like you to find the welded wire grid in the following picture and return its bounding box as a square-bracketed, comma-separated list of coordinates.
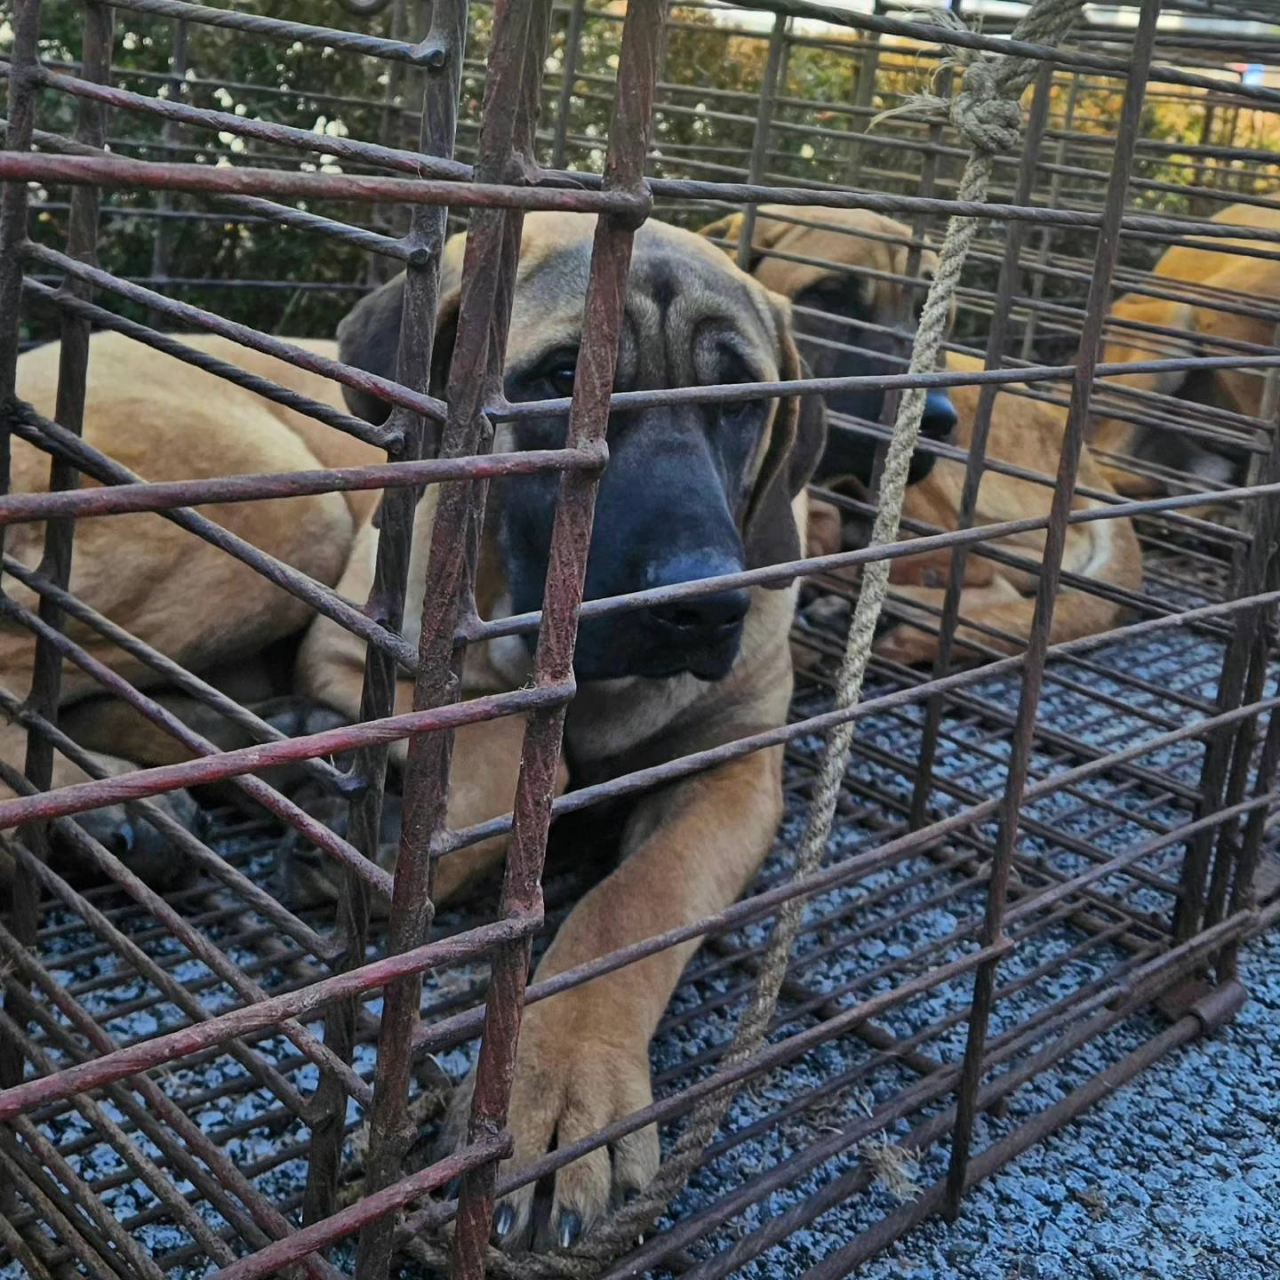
[1, 0, 1279, 1277]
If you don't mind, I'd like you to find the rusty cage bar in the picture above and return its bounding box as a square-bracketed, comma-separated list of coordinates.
[2, 0, 1280, 1276]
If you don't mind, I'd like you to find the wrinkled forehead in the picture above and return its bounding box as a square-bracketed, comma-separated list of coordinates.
[504, 215, 783, 371]
[753, 210, 938, 304]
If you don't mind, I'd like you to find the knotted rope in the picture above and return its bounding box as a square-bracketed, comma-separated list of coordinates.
[408, 2, 1085, 1273]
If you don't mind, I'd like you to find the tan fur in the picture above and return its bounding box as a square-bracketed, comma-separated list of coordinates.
[2, 332, 381, 797]
[8, 214, 817, 1242]
[871, 352, 1143, 664]
[1095, 201, 1280, 495]
[703, 206, 1143, 665]
[297, 215, 811, 1237]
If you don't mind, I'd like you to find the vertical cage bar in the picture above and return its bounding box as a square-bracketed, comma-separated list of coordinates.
[0, 0, 46, 1128]
[308, 0, 470, 1240]
[1201, 615, 1274, 937]
[367, 0, 413, 278]
[1191, 98, 1218, 212]
[448, 1, 664, 1269]
[735, 10, 787, 273]
[943, 0, 1163, 1219]
[1218, 588, 1280, 984]
[1175, 508, 1280, 943]
[354, 0, 554, 1273]
[146, 18, 186, 325]
[910, 64, 1054, 829]
[20, 0, 111, 857]
[843, 24, 880, 185]
[551, 0, 586, 170]
[1186, 391, 1280, 945]
[1021, 67, 1081, 362]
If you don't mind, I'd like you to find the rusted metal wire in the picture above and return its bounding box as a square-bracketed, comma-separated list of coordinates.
[2, 0, 1279, 1277]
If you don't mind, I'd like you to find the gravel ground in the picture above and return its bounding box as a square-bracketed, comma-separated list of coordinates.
[4, 606, 1278, 1278]
[804, 921, 1280, 1280]
[649, 611, 1280, 1278]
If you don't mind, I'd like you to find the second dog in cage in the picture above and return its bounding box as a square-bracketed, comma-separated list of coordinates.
[1096, 200, 1280, 496]
[7, 211, 824, 1248]
[702, 206, 1144, 665]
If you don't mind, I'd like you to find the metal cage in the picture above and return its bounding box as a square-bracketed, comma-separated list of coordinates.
[1, 0, 1279, 1277]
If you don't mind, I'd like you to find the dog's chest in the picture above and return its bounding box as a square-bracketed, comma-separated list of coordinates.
[562, 674, 703, 774]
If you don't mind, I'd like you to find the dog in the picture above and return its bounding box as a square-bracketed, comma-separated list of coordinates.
[700, 206, 1143, 666]
[1094, 200, 1280, 496]
[4, 330, 382, 879]
[5, 212, 824, 1248]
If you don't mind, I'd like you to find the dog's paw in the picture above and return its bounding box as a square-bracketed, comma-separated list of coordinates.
[72, 785, 205, 889]
[437, 1006, 659, 1253]
[275, 781, 400, 914]
[260, 696, 352, 743]
[255, 697, 358, 793]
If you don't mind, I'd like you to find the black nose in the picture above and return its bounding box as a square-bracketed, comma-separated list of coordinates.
[648, 587, 751, 637]
[921, 389, 958, 440]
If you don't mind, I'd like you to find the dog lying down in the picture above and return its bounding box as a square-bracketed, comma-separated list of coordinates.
[7, 213, 827, 1249]
[1094, 199, 1280, 496]
[700, 206, 1144, 666]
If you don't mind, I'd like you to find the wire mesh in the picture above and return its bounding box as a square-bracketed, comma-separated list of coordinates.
[1, 1, 1279, 1277]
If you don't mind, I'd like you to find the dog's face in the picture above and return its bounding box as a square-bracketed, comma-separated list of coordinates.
[337, 214, 824, 683]
[700, 206, 957, 487]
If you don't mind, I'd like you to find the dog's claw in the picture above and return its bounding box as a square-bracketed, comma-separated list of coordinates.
[556, 1211, 582, 1251]
[492, 1203, 515, 1241]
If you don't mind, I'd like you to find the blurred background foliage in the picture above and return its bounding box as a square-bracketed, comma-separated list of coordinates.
[6, 0, 1278, 349]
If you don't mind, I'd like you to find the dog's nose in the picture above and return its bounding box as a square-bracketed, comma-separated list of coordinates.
[645, 555, 750, 641]
[921, 388, 958, 440]
[648, 588, 751, 637]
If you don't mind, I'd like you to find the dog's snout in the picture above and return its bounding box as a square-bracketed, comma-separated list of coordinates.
[598, 553, 753, 681]
[649, 587, 751, 637]
[922, 388, 958, 440]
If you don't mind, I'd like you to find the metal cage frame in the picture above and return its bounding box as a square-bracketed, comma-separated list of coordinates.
[2, 0, 1279, 1277]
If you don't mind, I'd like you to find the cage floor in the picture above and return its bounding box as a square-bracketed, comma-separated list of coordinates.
[3, 552, 1277, 1279]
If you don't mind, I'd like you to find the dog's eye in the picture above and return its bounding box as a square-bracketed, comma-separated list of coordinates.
[719, 397, 756, 427]
[547, 361, 576, 398]
[532, 351, 578, 400]
[809, 278, 849, 307]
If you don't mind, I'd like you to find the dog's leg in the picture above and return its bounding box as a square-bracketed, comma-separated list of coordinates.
[1095, 461, 1166, 499]
[876, 507, 1142, 667]
[280, 712, 566, 911]
[432, 714, 571, 902]
[452, 746, 784, 1252]
[877, 579, 1129, 667]
[874, 578, 1024, 666]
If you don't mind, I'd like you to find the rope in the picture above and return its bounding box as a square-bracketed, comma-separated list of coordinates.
[407, 2, 1085, 1273]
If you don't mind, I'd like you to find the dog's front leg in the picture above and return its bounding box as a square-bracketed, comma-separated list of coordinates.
[451, 745, 784, 1252]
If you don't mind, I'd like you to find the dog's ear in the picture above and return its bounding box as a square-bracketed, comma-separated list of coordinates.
[742, 314, 827, 585]
[698, 209, 792, 272]
[698, 211, 746, 247]
[336, 273, 462, 423]
[335, 274, 403, 424]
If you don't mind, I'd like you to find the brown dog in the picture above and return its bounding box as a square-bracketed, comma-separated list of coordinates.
[1094, 200, 1280, 496]
[6, 331, 381, 875]
[7, 213, 823, 1248]
[701, 206, 1143, 665]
